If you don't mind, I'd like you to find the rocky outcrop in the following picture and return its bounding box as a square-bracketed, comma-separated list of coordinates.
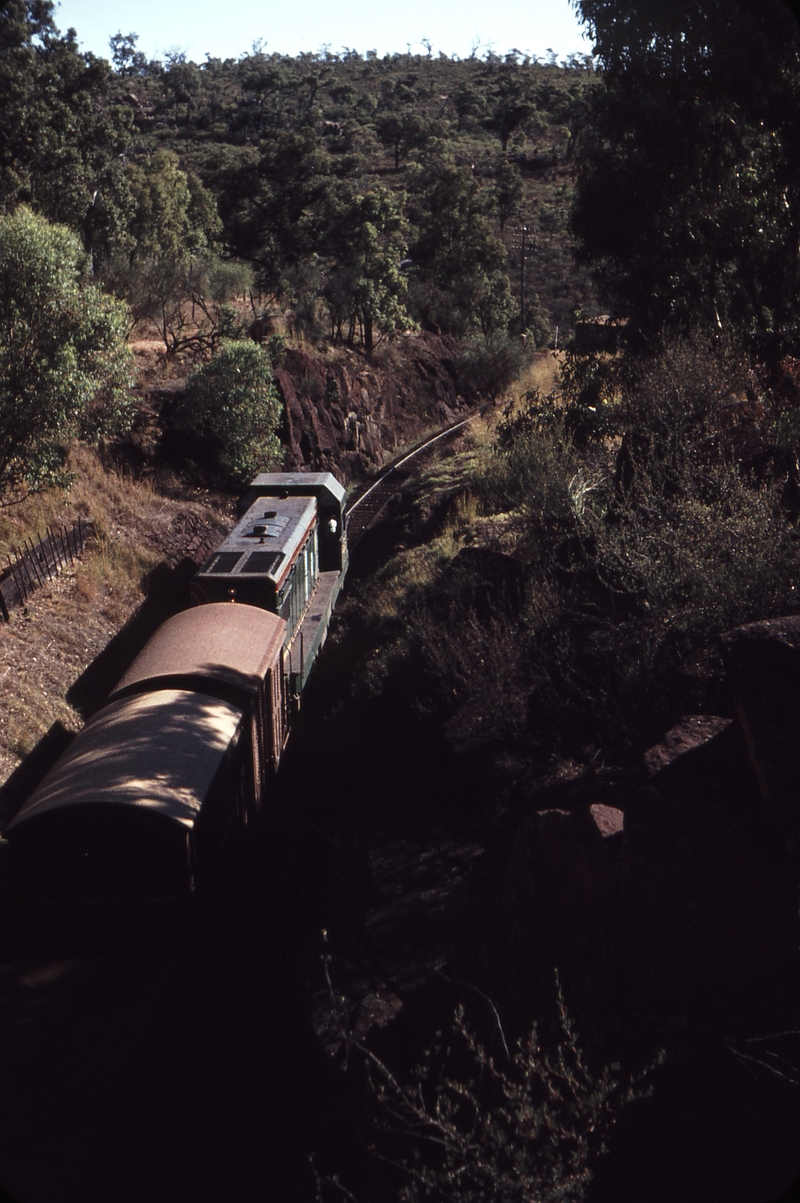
[492, 615, 800, 1023]
[721, 615, 800, 840]
[145, 333, 470, 485]
[493, 802, 625, 1017]
[272, 333, 467, 479]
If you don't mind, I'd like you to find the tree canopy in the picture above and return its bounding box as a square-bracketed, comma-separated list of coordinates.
[0, 206, 133, 496]
[0, 12, 603, 383]
[0, 1, 133, 231]
[570, 0, 800, 359]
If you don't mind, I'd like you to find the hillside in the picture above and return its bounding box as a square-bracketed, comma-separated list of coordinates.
[106, 47, 599, 336]
[0, 7, 602, 365]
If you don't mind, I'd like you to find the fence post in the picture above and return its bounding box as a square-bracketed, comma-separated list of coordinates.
[7, 554, 25, 602]
[25, 537, 44, 587]
[47, 527, 61, 571]
[25, 543, 39, 589]
[12, 547, 27, 595]
[13, 546, 34, 594]
[36, 532, 52, 581]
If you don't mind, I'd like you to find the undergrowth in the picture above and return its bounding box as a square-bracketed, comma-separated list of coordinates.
[344, 332, 800, 777]
[313, 943, 663, 1203]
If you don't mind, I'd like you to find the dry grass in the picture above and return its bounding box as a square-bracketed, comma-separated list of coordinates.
[503, 351, 563, 411]
[0, 572, 106, 766]
[0, 443, 157, 556]
[70, 443, 158, 529]
[0, 486, 76, 561]
[0, 535, 160, 775]
[72, 538, 162, 625]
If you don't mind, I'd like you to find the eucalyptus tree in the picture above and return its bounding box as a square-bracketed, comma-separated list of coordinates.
[0, 208, 133, 497]
[408, 158, 514, 337]
[571, 0, 800, 359]
[0, 1, 133, 231]
[321, 186, 411, 352]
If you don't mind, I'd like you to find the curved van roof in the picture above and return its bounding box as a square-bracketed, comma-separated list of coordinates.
[110, 603, 286, 703]
[7, 690, 243, 832]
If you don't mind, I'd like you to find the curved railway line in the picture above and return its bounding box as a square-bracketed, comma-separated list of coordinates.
[345, 410, 481, 546]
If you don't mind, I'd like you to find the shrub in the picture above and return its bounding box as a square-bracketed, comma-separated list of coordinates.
[454, 334, 535, 402]
[470, 333, 800, 756]
[0, 207, 134, 499]
[177, 340, 283, 481]
[315, 952, 661, 1203]
[477, 394, 582, 526]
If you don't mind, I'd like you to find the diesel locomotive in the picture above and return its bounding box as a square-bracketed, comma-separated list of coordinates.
[4, 473, 348, 909]
[192, 472, 347, 691]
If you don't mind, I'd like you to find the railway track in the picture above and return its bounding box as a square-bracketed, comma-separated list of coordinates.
[345, 412, 478, 546]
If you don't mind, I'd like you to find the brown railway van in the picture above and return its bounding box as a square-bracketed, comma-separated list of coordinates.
[6, 605, 288, 905]
[110, 603, 289, 820]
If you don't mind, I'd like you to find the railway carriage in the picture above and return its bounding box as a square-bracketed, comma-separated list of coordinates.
[109, 603, 290, 821]
[6, 605, 288, 904]
[6, 689, 245, 903]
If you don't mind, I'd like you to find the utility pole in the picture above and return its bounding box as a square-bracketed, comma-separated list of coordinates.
[511, 225, 535, 331]
[520, 226, 528, 331]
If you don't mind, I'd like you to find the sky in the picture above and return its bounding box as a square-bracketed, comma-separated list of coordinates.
[53, 0, 593, 66]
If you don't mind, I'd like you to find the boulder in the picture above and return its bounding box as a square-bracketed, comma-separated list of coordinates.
[721, 615, 800, 840]
[589, 802, 624, 837]
[492, 803, 624, 1018]
[622, 717, 797, 1009]
[643, 715, 732, 776]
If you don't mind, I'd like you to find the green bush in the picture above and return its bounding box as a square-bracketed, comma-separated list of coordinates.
[0, 207, 134, 498]
[454, 334, 535, 403]
[177, 340, 283, 481]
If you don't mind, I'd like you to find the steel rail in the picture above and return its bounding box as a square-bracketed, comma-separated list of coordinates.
[344, 412, 481, 547]
[346, 415, 474, 518]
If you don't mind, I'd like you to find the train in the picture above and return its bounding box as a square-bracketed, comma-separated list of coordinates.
[4, 472, 348, 910]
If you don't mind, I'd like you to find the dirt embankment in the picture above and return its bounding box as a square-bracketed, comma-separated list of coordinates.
[0, 452, 233, 810]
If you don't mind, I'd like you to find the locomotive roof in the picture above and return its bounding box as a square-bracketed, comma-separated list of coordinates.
[242, 472, 346, 510]
[7, 690, 243, 832]
[109, 604, 286, 703]
[195, 495, 316, 590]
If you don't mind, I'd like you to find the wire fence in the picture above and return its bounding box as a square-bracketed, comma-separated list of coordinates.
[0, 519, 92, 620]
